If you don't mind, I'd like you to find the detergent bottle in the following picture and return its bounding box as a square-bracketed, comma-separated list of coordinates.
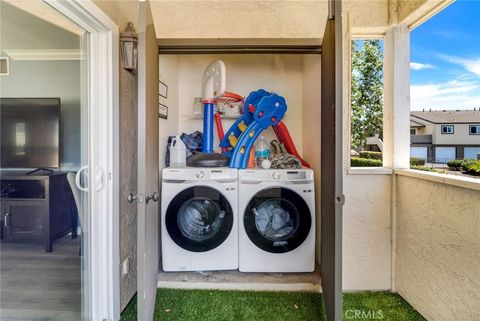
[170, 135, 187, 167]
[255, 136, 271, 168]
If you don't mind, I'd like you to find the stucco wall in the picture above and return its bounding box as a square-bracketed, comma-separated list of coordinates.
[396, 175, 480, 321]
[118, 57, 138, 311]
[397, 0, 429, 22]
[93, 0, 138, 30]
[344, 0, 390, 34]
[151, 0, 328, 40]
[152, 0, 391, 40]
[343, 174, 393, 290]
[151, 0, 392, 41]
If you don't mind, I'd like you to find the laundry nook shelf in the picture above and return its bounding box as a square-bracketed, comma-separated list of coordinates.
[188, 113, 287, 119]
[189, 113, 243, 119]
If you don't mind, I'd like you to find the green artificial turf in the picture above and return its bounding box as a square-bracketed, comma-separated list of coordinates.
[121, 289, 426, 321]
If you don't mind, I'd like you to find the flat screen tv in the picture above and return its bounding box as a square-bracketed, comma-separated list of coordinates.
[1, 98, 60, 169]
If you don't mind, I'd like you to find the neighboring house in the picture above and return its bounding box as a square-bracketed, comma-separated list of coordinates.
[365, 134, 384, 152]
[410, 109, 480, 162]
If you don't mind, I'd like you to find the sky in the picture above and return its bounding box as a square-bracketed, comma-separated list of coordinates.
[410, 0, 480, 111]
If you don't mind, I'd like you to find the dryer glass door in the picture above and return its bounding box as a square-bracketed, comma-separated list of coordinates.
[166, 186, 233, 252]
[244, 187, 311, 253]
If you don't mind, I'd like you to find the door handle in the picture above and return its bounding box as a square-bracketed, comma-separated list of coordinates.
[95, 167, 104, 192]
[127, 193, 138, 203]
[145, 192, 159, 204]
[75, 165, 89, 192]
[75, 166, 104, 192]
[4, 212, 9, 228]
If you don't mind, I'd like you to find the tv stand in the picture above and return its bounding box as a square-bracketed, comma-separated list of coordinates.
[0, 171, 77, 252]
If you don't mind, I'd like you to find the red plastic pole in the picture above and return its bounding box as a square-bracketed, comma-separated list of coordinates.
[214, 112, 227, 153]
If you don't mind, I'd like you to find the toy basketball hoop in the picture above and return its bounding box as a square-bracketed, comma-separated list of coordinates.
[216, 91, 244, 116]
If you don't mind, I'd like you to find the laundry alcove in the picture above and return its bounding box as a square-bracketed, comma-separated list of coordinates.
[157, 49, 323, 291]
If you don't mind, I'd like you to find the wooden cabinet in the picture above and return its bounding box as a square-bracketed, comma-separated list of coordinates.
[0, 172, 77, 252]
[3, 200, 45, 242]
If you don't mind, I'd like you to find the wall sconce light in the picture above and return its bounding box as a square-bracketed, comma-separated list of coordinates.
[120, 22, 138, 73]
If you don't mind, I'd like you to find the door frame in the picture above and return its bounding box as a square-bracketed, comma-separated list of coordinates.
[43, 1, 120, 320]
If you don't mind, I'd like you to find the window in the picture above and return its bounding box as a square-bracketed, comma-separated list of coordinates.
[469, 125, 480, 135]
[441, 125, 454, 134]
[350, 39, 384, 168]
[410, 128, 417, 135]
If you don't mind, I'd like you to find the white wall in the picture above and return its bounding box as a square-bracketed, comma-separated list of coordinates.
[302, 55, 322, 264]
[161, 54, 305, 156]
[396, 175, 480, 321]
[158, 55, 180, 169]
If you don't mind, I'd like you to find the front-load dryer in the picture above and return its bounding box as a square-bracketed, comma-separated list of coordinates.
[161, 167, 238, 271]
[238, 169, 315, 272]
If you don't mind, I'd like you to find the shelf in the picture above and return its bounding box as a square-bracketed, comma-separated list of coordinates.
[188, 113, 243, 119]
[188, 113, 288, 120]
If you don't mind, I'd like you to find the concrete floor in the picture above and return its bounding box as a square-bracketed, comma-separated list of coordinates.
[0, 235, 81, 321]
[157, 264, 322, 292]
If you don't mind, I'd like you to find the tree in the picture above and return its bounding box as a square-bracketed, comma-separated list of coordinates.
[351, 40, 384, 151]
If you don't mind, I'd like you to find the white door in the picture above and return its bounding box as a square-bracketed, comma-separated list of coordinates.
[464, 147, 480, 160]
[9, 1, 120, 320]
[411, 147, 428, 160]
[137, 2, 160, 321]
[435, 147, 456, 162]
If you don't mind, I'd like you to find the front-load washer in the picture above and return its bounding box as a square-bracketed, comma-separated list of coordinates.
[161, 167, 238, 271]
[238, 169, 315, 272]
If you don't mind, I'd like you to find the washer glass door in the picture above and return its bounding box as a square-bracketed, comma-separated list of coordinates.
[244, 187, 311, 253]
[166, 186, 233, 252]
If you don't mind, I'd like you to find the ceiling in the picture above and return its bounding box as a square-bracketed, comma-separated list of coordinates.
[4, 0, 84, 36]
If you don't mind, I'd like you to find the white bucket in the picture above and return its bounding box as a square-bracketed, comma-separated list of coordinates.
[170, 135, 187, 167]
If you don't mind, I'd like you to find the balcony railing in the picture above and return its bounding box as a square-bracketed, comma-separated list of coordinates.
[410, 134, 432, 144]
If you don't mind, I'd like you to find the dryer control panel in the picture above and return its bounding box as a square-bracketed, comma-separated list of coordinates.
[162, 167, 237, 182]
[239, 169, 313, 182]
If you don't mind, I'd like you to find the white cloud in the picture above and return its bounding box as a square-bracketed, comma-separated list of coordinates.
[437, 53, 480, 77]
[410, 62, 435, 70]
[411, 79, 480, 110]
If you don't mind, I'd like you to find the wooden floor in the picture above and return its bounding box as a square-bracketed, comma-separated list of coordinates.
[0, 235, 81, 321]
[158, 264, 322, 292]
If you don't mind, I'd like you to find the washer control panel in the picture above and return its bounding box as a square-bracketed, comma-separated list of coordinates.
[272, 171, 281, 180]
[195, 170, 205, 179]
